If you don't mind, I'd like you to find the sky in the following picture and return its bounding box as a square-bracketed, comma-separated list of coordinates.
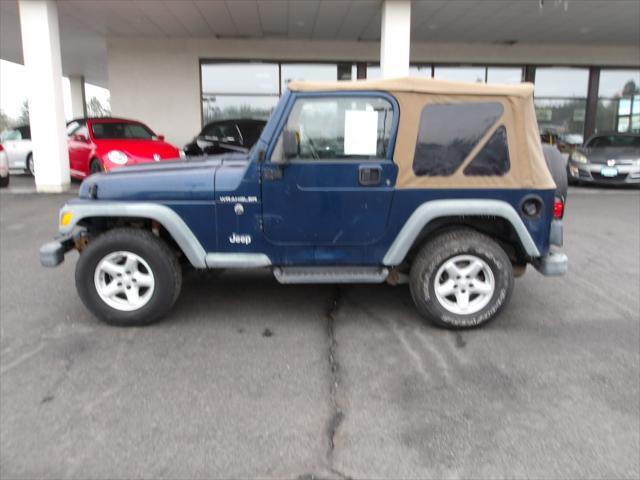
[0, 59, 110, 121]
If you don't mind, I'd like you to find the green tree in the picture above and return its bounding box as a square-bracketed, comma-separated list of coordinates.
[87, 96, 111, 118]
[18, 100, 29, 126]
[0, 109, 12, 131]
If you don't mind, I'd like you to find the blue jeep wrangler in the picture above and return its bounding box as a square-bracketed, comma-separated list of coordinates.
[41, 77, 567, 329]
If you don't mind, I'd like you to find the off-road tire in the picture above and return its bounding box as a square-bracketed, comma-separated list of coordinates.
[409, 228, 514, 329]
[75, 228, 182, 326]
[0, 174, 9, 188]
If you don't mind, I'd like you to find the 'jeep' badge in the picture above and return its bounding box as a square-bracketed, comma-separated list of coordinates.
[153, 154, 161, 162]
[229, 233, 251, 245]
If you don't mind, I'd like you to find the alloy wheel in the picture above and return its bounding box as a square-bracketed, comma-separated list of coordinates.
[94, 251, 155, 311]
[432, 254, 495, 315]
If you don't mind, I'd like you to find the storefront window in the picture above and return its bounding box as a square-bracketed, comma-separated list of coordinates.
[201, 62, 361, 125]
[486, 67, 523, 84]
[534, 67, 589, 140]
[366, 65, 432, 80]
[433, 66, 485, 83]
[281, 64, 338, 92]
[596, 69, 640, 133]
[201, 62, 279, 123]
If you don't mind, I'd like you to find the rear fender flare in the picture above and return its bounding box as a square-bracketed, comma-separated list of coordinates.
[382, 199, 540, 266]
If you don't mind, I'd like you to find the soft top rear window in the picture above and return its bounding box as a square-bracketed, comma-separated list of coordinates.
[413, 102, 504, 176]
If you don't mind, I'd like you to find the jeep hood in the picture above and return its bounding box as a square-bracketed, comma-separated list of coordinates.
[78, 153, 250, 201]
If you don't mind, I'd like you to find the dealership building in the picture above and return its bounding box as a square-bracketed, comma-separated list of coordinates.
[1, 0, 639, 192]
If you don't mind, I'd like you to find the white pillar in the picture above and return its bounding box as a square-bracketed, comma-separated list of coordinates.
[380, 0, 411, 79]
[18, 0, 70, 192]
[69, 75, 87, 119]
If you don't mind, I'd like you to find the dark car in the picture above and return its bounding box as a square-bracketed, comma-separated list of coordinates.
[568, 133, 640, 186]
[184, 119, 266, 156]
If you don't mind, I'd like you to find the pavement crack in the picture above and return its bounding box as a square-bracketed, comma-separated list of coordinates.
[323, 286, 350, 480]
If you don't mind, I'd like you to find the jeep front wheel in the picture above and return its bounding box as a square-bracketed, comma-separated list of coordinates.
[409, 229, 514, 329]
[75, 228, 182, 326]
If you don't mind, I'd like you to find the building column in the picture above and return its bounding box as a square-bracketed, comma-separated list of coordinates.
[380, 0, 411, 78]
[584, 67, 601, 139]
[18, 0, 70, 192]
[69, 75, 87, 119]
[356, 62, 367, 80]
[524, 65, 536, 83]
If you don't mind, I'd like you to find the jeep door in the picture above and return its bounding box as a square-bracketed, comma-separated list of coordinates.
[261, 94, 398, 246]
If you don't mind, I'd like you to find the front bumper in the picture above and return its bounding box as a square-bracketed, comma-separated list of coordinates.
[533, 251, 568, 276]
[40, 235, 76, 267]
[568, 161, 640, 185]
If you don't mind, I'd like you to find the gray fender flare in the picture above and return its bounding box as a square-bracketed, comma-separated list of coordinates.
[382, 199, 540, 266]
[59, 201, 208, 268]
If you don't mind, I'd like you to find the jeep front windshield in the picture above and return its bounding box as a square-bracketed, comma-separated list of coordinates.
[91, 122, 156, 140]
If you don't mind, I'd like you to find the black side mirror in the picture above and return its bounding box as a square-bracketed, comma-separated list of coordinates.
[282, 130, 299, 159]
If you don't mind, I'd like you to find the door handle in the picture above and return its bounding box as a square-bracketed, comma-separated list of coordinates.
[358, 165, 382, 186]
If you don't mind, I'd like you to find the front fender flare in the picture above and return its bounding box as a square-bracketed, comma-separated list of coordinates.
[58, 201, 207, 268]
[382, 199, 540, 266]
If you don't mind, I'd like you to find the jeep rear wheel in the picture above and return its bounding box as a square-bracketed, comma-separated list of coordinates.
[409, 228, 514, 329]
[75, 228, 182, 326]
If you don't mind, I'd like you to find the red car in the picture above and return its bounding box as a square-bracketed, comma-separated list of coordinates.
[65, 117, 183, 179]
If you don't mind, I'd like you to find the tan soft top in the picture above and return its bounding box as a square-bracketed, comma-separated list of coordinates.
[288, 76, 535, 98]
[287, 77, 555, 190]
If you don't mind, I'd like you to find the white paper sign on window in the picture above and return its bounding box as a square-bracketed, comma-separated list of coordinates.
[344, 110, 378, 155]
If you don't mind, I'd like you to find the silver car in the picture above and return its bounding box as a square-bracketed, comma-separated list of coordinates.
[568, 133, 640, 186]
[0, 126, 34, 175]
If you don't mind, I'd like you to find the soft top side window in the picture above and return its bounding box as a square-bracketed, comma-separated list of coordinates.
[272, 95, 394, 162]
[413, 102, 504, 176]
[463, 126, 510, 176]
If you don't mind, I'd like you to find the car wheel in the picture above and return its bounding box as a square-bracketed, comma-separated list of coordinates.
[75, 228, 182, 326]
[0, 174, 9, 188]
[27, 154, 34, 176]
[89, 158, 103, 175]
[409, 228, 514, 329]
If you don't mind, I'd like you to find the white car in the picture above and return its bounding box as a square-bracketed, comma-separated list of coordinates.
[0, 126, 34, 175]
[0, 144, 9, 187]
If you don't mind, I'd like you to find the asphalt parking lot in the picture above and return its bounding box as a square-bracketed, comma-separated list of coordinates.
[1, 174, 639, 479]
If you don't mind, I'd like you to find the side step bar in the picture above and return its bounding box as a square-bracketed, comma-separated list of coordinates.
[273, 266, 389, 284]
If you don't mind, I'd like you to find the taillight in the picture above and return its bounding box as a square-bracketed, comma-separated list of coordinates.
[0, 144, 4, 151]
[553, 197, 564, 219]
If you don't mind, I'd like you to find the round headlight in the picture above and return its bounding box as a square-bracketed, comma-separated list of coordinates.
[571, 151, 588, 164]
[107, 150, 128, 165]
